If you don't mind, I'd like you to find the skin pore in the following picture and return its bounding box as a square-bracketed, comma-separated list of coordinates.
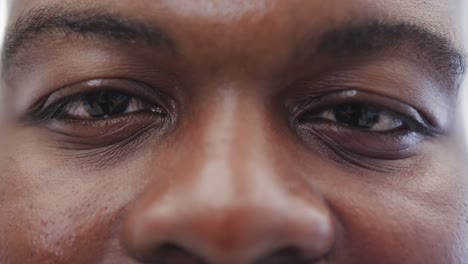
[0, 0, 467, 263]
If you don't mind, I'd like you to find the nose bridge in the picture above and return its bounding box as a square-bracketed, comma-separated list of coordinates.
[131, 87, 282, 219]
[187, 89, 279, 210]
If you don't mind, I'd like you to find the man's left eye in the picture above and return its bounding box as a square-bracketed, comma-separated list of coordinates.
[312, 103, 404, 132]
[292, 93, 436, 162]
[60, 90, 161, 119]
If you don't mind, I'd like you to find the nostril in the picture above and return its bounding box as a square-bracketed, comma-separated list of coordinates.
[136, 242, 208, 264]
[253, 246, 308, 264]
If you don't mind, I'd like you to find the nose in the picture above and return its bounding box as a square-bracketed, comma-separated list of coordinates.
[124, 184, 334, 264]
[124, 192, 334, 263]
[122, 96, 335, 264]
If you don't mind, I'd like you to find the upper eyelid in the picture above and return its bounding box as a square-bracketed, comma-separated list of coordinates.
[42, 81, 153, 107]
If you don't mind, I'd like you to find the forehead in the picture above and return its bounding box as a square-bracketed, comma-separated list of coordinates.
[7, 0, 463, 36]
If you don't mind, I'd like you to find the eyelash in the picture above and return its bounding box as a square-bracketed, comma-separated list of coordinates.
[24, 80, 171, 124]
[40, 92, 160, 120]
[298, 103, 426, 135]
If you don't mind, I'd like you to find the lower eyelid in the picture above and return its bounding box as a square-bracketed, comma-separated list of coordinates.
[49, 120, 164, 168]
[46, 112, 169, 146]
[296, 122, 423, 162]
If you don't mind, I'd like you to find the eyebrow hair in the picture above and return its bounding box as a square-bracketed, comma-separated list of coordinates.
[1, 5, 466, 83]
[1, 5, 174, 69]
[316, 20, 466, 79]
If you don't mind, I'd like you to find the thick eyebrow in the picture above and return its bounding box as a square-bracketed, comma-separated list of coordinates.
[1, 6, 466, 83]
[1, 5, 174, 69]
[316, 21, 466, 79]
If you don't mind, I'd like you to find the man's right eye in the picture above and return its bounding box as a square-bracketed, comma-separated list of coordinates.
[24, 79, 174, 149]
[54, 90, 165, 120]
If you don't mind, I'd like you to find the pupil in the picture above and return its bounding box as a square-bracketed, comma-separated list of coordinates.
[333, 103, 380, 128]
[82, 91, 131, 118]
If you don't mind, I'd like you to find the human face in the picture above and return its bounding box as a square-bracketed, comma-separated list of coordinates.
[0, 0, 467, 263]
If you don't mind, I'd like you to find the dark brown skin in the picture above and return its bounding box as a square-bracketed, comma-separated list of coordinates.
[0, 0, 467, 263]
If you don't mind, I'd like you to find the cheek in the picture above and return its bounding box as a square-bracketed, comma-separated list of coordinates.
[326, 148, 468, 262]
[0, 167, 109, 263]
[0, 126, 178, 263]
[333, 193, 464, 262]
[0, 144, 136, 264]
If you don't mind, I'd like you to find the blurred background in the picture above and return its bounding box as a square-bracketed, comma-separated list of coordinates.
[0, 2, 467, 136]
[0, 1, 5, 56]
